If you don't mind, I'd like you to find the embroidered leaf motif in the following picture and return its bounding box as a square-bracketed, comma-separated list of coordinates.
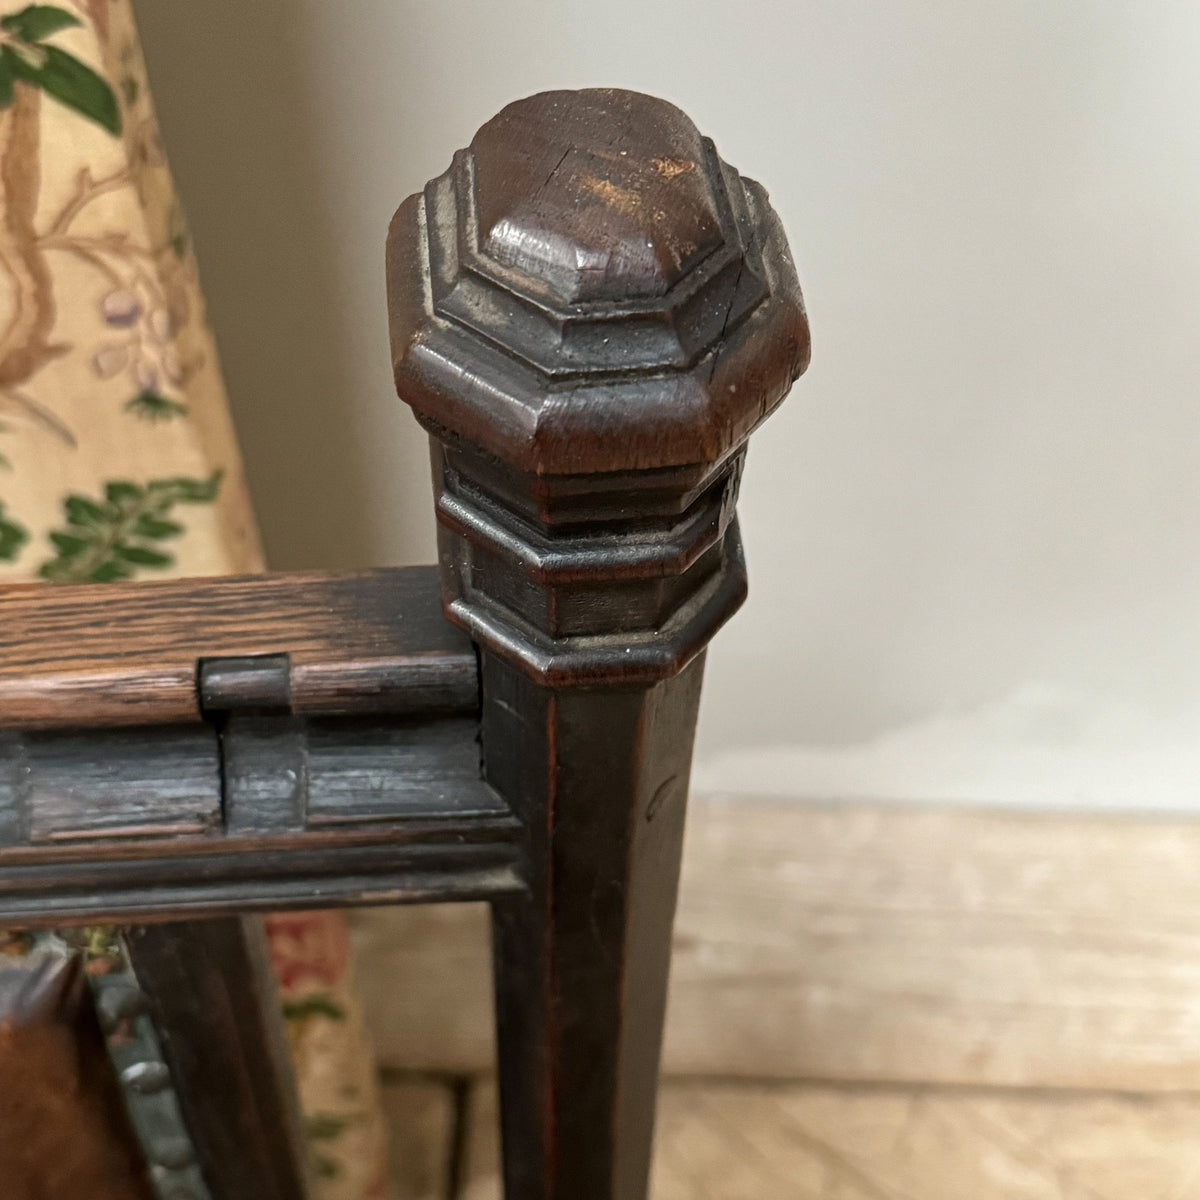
[0, 7, 120, 134]
[4, 43, 120, 134]
[0, 502, 28, 562]
[305, 1113, 361, 1181]
[305, 1113, 357, 1142]
[282, 994, 347, 1022]
[0, 5, 80, 41]
[39, 471, 222, 583]
[313, 1155, 340, 1180]
[124, 390, 187, 422]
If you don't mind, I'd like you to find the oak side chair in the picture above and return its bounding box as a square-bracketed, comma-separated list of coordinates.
[0, 88, 809, 1200]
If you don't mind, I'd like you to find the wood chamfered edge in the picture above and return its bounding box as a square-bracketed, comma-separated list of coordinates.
[0, 820, 525, 926]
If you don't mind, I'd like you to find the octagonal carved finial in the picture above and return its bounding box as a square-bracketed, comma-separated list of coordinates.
[387, 89, 809, 684]
[472, 90, 726, 305]
[388, 88, 809, 477]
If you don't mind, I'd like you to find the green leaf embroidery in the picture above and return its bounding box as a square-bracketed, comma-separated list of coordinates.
[4, 42, 120, 135]
[281, 994, 347, 1022]
[305, 1113, 357, 1142]
[150, 474, 223, 503]
[134, 515, 183, 539]
[113, 544, 172, 567]
[65, 494, 107, 525]
[38, 471, 223, 583]
[0, 502, 28, 562]
[49, 531, 87, 556]
[105, 480, 141, 504]
[125, 390, 187, 422]
[305, 1112, 362, 1180]
[0, 5, 80, 41]
[0, 52, 14, 109]
[313, 1154, 340, 1180]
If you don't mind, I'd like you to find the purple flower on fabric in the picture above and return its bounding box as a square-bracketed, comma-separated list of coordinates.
[93, 344, 129, 379]
[101, 288, 142, 327]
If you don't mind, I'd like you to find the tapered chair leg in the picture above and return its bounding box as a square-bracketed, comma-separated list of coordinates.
[487, 655, 705, 1200]
[126, 916, 312, 1200]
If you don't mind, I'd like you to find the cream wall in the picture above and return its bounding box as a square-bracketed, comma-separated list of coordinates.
[134, 1, 1200, 808]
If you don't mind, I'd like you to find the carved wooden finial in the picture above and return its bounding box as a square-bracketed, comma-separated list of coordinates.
[388, 88, 809, 684]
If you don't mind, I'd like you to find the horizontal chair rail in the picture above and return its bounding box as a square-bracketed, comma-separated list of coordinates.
[0, 565, 477, 729]
[0, 713, 523, 923]
[0, 842, 525, 925]
[0, 715, 497, 843]
[0, 564, 526, 923]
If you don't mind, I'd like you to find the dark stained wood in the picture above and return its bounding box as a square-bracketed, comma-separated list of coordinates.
[387, 89, 807, 690]
[0, 837, 522, 926]
[387, 87, 809, 479]
[388, 89, 808, 1200]
[6, 724, 222, 844]
[0, 86, 803, 1200]
[0, 716, 519, 925]
[430, 443, 749, 687]
[0, 565, 476, 729]
[126, 918, 311, 1200]
[0, 953, 156, 1200]
[486, 652, 705, 1200]
[1, 716, 492, 850]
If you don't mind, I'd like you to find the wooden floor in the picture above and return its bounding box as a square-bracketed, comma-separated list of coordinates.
[352, 798, 1200, 1091]
[381, 1075, 1200, 1200]
[361, 796, 1200, 1197]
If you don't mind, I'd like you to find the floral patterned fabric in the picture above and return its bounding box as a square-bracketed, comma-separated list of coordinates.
[0, 3, 392, 1196]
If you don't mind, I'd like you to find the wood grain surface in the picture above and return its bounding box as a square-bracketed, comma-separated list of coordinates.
[0, 711, 520, 925]
[126, 918, 310, 1200]
[0, 565, 476, 728]
[352, 796, 1200, 1091]
[457, 1079, 1200, 1200]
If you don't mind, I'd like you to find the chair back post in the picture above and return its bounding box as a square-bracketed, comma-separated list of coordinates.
[388, 87, 810, 1200]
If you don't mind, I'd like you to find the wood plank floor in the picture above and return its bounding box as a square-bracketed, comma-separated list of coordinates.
[352, 797, 1200, 1090]
[365, 797, 1200, 1196]
[382, 1077, 1200, 1200]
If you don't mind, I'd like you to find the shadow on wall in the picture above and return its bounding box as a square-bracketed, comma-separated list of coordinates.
[133, 0, 385, 570]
